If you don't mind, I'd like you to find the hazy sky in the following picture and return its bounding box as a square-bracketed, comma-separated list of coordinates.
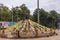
[0, 0, 60, 14]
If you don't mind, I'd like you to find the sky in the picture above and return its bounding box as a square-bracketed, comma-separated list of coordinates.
[0, 0, 60, 15]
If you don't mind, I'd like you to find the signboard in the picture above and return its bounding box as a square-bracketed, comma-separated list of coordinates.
[3, 22, 9, 28]
[0, 21, 16, 28]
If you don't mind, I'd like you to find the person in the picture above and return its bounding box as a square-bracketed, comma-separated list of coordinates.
[2, 26, 5, 34]
[16, 30, 20, 38]
[35, 29, 38, 37]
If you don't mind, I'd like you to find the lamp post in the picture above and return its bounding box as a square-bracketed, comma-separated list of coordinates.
[37, 0, 40, 24]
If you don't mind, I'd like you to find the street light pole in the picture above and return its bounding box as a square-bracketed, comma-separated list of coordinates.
[37, 0, 40, 24]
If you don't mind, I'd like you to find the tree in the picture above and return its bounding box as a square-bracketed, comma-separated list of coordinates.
[49, 10, 59, 28]
[11, 7, 20, 22]
[0, 4, 11, 21]
[11, 4, 30, 22]
[33, 8, 49, 26]
[20, 4, 30, 19]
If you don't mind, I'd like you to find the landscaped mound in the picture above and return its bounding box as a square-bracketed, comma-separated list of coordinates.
[4, 19, 56, 38]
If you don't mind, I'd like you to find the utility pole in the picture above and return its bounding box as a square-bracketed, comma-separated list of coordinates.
[12, 6, 13, 23]
[1, 8, 2, 21]
[37, 0, 40, 24]
[0, 4, 3, 21]
[35, 0, 40, 37]
[1, 8, 3, 21]
[16, 9, 18, 22]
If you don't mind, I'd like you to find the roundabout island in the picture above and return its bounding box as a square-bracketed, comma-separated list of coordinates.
[0, 19, 57, 38]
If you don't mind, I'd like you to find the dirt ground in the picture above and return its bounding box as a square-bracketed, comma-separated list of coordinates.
[0, 30, 60, 40]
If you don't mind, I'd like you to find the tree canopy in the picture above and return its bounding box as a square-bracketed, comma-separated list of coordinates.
[0, 4, 60, 28]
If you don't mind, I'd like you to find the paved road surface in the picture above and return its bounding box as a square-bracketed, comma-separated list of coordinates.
[0, 30, 60, 40]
